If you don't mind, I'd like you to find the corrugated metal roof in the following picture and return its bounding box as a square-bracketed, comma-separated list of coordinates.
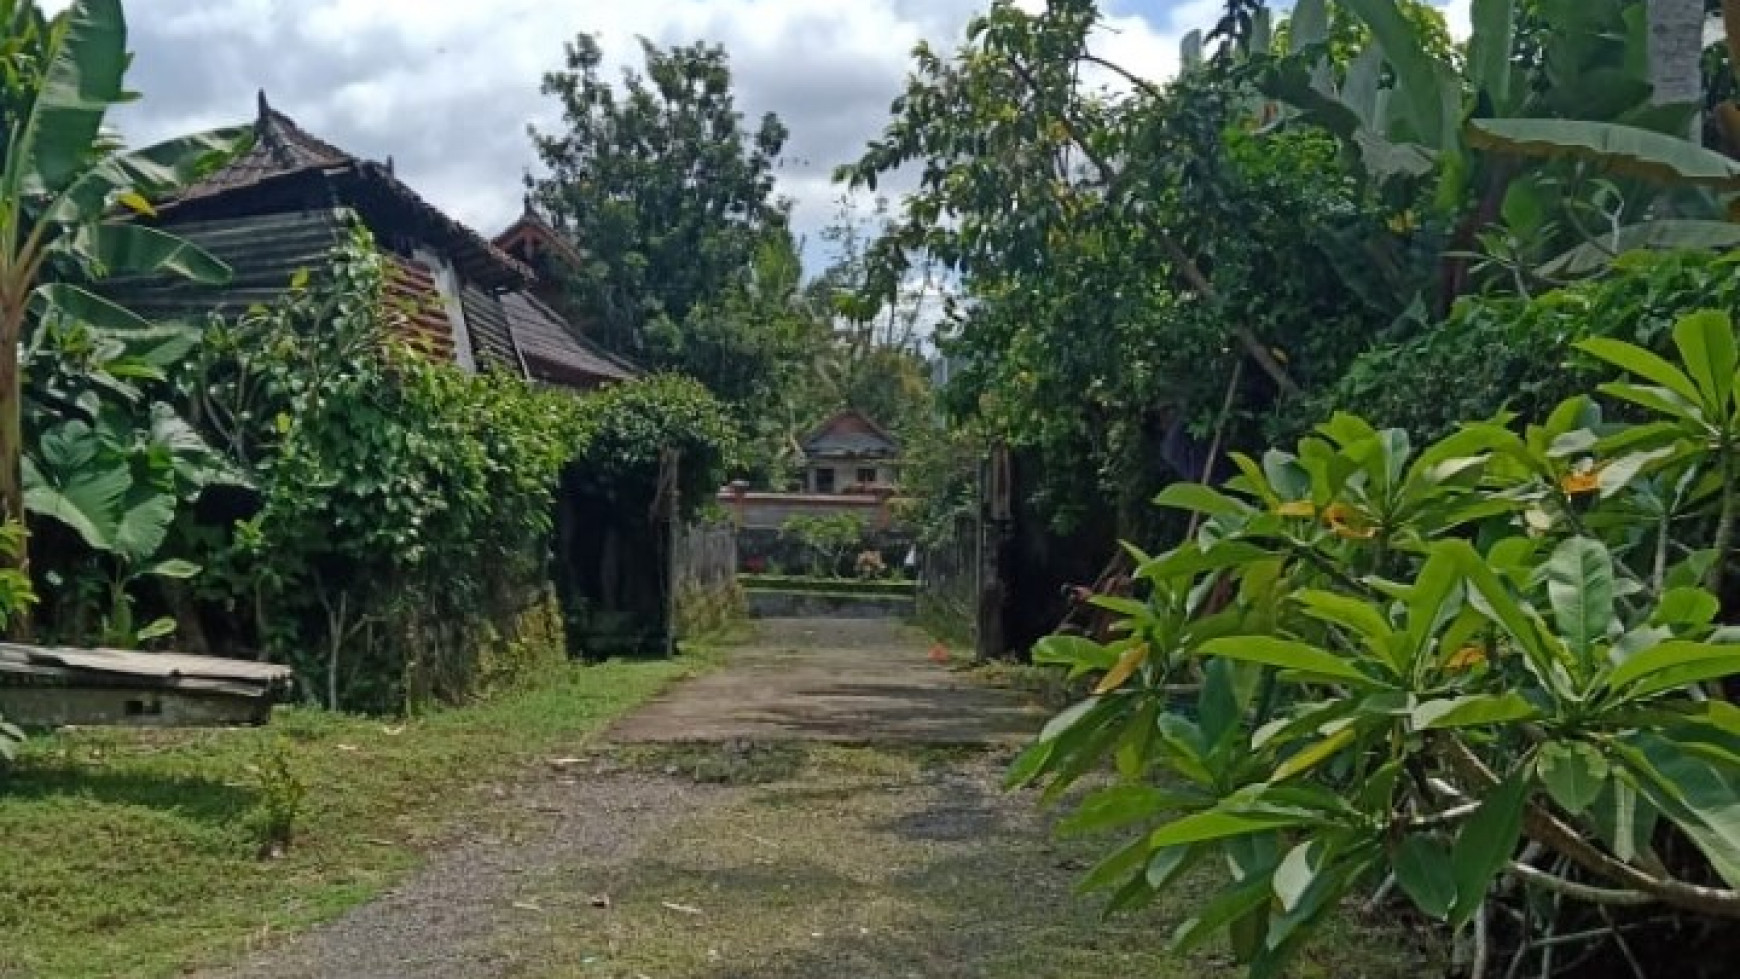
[500, 291, 636, 387]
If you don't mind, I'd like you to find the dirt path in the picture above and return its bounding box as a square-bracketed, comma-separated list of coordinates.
[198, 620, 1434, 979]
[606, 618, 1043, 744]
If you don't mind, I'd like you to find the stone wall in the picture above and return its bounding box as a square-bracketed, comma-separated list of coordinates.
[716, 487, 902, 531]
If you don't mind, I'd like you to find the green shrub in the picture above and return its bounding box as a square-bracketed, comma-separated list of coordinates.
[473, 589, 570, 697]
[781, 512, 867, 577]
[1322, 250, 1740, 441]
[192, 222, 589, 711]
[673, 579, 747, 639]
[1019, 309, 1740, 976]
[244, 738, 306, 859]
[0, 521, 35, 767]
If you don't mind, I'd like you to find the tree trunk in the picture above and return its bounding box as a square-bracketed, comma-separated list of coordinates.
[1649, 0, 1708, 123]
[0, 316, 22, 534]
[0, 300, 31, 638]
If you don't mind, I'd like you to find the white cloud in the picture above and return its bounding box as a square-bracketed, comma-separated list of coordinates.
[56, 0, 1337, 266]
[100, 0, 992, 252]
[1436, 0, 1474, 41]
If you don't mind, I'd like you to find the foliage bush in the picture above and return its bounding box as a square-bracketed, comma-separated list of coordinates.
[563, 372, 741, 516]
[177, 223, 740, 711]
[781, 512, 868, 577]
[672, 578, 747, 639]
[0, 0, 250, 647]
[471, 588, 571, 698]
[180, 224, 587, 710]
[0, 521, 34, 766]
[1323, 250, 1740, 442]
[1018, 309, 1740, 976]
[244, 738, 305, 859]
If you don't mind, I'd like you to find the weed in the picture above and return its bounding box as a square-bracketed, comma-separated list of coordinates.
[244, 738, 306, 858]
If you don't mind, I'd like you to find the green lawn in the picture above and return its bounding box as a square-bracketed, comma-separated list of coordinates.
[0, 655, 700, 979]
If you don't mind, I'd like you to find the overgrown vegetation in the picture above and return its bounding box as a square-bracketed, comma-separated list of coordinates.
[846, 0, 1740, 535]
[845, 0, 1740, 973]
[0, 1, 744, 715]
[172, 225, 588, 710]
[0, 522, 33, 764]
[0, 0, 249, 588]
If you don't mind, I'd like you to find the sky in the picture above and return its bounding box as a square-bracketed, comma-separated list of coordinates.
[67, 0, 1472, 271]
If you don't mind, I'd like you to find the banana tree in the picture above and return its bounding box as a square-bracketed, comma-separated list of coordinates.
[1266, 0, 1740, 292]
[0, 0, 249, 579]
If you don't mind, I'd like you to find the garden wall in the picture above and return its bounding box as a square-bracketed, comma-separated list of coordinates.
[716, 488, 901, 531]
[717, 487, 914, 575]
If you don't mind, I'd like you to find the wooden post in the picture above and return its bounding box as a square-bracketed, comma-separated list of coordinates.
[976, 443, 1013, 661]
[662, 448, 681, 656]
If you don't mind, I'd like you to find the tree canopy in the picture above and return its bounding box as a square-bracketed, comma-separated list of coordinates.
[527, 35, 791, 368]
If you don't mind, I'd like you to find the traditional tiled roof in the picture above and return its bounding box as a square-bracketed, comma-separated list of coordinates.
[802, 409, 900, 458]
[173, 92, 351, 201]
[120, 94, 638, 394]
[495, 200, 586, 271]
[500, 291, 637, 389]
[162, 92, 533, 291]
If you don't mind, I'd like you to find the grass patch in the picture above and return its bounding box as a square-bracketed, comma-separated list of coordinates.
[490, 747, 1442, 979]
[0, 654, 706, 979]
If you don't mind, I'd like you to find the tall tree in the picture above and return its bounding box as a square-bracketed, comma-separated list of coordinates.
[527, 35, 791, 364]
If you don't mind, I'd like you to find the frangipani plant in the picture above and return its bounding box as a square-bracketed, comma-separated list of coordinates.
[1016, 311, 1740, 976]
